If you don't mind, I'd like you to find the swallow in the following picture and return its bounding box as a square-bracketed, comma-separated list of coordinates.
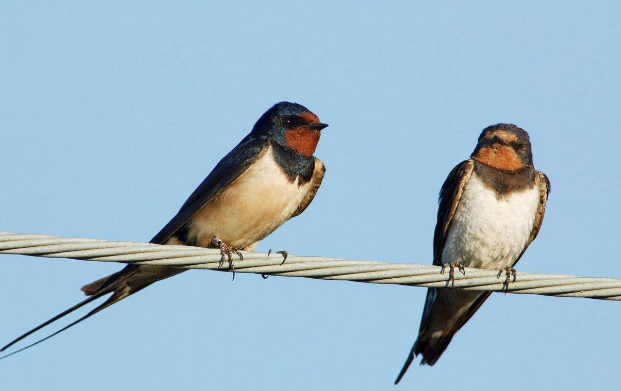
[1, 101, 328, 358]
[395, 124, 550, 383]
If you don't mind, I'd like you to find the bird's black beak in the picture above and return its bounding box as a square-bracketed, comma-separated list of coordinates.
[309, 123, 329, 131]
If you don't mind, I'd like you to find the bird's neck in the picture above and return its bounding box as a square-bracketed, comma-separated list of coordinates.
[472, 160, 535, 196]
[270, 141, 316, 185]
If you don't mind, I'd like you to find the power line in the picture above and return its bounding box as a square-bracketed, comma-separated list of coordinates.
[1, 231, 620, 301]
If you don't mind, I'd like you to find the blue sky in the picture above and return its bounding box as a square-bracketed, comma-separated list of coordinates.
[1, 1, 620, 390]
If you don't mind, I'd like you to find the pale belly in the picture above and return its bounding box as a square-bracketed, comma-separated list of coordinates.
[441, 173, 540, 270]
[184, 147, 313, 249]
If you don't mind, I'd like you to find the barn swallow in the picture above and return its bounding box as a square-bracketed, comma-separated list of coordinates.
[395, 124, 550, 383]
[1, 101, 328, 358]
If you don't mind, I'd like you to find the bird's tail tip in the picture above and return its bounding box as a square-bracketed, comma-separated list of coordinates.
[394, 342, 418, 384]
[0, 267, 138, 359]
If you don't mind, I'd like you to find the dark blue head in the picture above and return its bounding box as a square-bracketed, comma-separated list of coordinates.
[250, 102, 328, 156]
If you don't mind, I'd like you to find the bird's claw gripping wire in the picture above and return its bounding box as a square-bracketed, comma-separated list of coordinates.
[497, 267, 517, 292]
[267, 249, 288, 265]
[262, 249, 289, 279]
[212, 237, 243, 280]
[441, 261, 466, 287]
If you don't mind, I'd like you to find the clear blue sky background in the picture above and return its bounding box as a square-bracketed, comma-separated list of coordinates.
[1, 1, 620, 390]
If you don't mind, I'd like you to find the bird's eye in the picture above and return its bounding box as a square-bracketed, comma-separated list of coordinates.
[281, 118, 292, 127]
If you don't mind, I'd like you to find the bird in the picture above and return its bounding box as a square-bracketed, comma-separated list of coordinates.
[395, 124, 550, 384]
[1, 101, 329, 359]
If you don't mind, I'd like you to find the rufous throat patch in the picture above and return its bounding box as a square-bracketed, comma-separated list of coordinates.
[285, 128, 321, 156]
[473, 144, 523, 172]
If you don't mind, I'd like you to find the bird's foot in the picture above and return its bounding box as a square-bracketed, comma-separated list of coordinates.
[441, 261, 466, 286]
[497, 267, 517, 292]
[267, 249, 288, 265]
[211, 237, 243, 280]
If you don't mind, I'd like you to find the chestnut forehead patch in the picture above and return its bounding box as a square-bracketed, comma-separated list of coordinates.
[300, 112, 320, 124]
[484, 130, 519, 143]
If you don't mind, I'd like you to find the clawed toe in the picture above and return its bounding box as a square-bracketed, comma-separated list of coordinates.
[211, 237, 242, 280]
[267, 249, 288, 265]
[441, 261, 466, 286]
[497, 267, 517, 292]
[276, 251, 288, 265]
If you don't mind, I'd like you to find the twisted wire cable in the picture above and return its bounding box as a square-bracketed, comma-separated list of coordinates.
[1, 231, 620, 301]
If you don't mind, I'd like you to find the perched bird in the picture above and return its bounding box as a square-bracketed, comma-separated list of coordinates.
[1, 101, 328, 358]
[395, 124, 550, 383]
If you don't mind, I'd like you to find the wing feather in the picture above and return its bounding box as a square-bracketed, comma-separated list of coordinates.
[432, 160, 474, 265]
[514, 170, 550, 264]
[150, 137, 270, 244]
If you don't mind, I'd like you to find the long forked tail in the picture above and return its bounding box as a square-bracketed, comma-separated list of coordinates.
[394, 289, 492, 384]
[0, 265, 144, 360]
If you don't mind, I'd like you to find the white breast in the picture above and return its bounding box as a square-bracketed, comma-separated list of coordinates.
[186, 145, 315, 249]
[441, 172, 540, 270]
